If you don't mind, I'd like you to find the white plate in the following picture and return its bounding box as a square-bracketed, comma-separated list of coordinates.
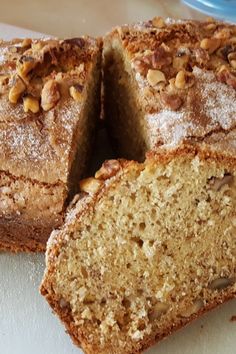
[0, 23, 235, 354]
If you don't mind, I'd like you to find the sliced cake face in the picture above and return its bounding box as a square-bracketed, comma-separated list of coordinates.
[0, 37, 102, 251]
[41, 150, 236, 354]
[103, 18, 236, 160]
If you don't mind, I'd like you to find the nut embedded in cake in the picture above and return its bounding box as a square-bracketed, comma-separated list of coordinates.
[0, 36, 102, 252]
[41, 18, 236, 354]
[41, 149, 236, 354]
[103, 17, 236, 160]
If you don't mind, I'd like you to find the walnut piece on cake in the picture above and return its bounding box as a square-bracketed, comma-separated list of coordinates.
[0, 37, 102, 252]
[41, 149, 236, 354]
[41, 18, 236, 354]
[103, 17, 236, 160]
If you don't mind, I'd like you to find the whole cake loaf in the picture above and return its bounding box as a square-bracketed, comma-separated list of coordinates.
[41, 18, 236, 354]
[0, 36, 102, 251]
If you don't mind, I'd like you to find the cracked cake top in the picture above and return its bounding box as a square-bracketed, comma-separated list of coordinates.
[108, 17, 236, 154]
[0, 37, 101, 183]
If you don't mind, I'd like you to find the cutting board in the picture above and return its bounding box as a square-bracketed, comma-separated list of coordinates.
[0, 23, 236, 354]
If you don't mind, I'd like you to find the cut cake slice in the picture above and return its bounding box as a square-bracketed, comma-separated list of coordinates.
[41, 18, 236, 354]
[103, 17, 236, 161]
[41, 150, 236, 354]
[0, 36, 102, 251]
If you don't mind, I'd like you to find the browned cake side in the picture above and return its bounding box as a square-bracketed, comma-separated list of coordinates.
[40, 18, 236, 354]
[0, 36, 102, 251]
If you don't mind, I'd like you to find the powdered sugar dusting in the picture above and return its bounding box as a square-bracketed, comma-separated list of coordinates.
[144, 67, 236, 149]
[65, 193, 92, 225]
[130, 18, 187, 32]
[45, 193, 93, 263]
[165, 18, 187, 25]
[135, 72, 146, 88]
[0, 92, 85, 183]
[1, 122, 53, 161]
[0, 36, 99, 184]
[146, 110, 195, 147]
[0, 47, 8, 64]
[194, 67, 236, 131]
[128, 18, 236, 151]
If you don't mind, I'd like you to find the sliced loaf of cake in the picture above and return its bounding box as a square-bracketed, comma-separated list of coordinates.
[103, 17, 236, 161]
[41, 18, 236, 354]
[0, 36, 102, 251]
[41, 149, 236, 354]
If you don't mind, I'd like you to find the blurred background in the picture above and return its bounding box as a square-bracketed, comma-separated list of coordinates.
[0, 0, 206, 37]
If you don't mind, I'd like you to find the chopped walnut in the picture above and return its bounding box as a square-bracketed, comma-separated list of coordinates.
[146, 69, 166, 86]
[23, 96, 40, 113]
[168, 78, 176, 91]
[95, 160, 121, 180]
[21, 38, 32, 48]
[0, 75, 9, 93]
[151, 47, 172, 69]
[217, 67, 236, 89]
[133, 47, 172, 75]
[230, 60, 236, 69]
[228, 52, 236, 69]
[218, 64, 229, 73]
[209, 174, 234, 191]
[69, 84, 83, 102]
[175, 70, 194, 89]
[0, 75, 9, 85]
[200, 38, 221, 54]
[216, 45, 233, 61]
[17, 55, 36, 80]
[173, 55, 189, 70]
[193, 48, 210, 66]
[41, 79, 60, 111]
[79, 177, 103, 194]
[8, 76, 26, 104]
[31, 42, 45, 52]
[175, 70, 186, 89]
[152, 17, 165, 29]
[160, 92, 183, 111]
[63, 37, 86, 49]
[214, 28, 231, 40]
[205, 23, 216, 31]
[133, 59, 147, 76]
[27, 77, 43, 98]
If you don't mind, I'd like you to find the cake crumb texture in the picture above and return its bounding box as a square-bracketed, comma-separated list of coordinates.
[41, 148, 236, 354]
[41, 18, 236, 353]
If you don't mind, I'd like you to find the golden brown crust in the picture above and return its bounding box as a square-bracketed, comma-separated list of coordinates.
[41, 144, 236, 353]
[104, 18, 236, 153]
[42, 143, 236, 264]
[0, 37, 101, 184]
[41, 18, 236, 352]
[0, 36, 102, 252]
[41, 283, 235, 354]
[42, 144, 236, 258]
